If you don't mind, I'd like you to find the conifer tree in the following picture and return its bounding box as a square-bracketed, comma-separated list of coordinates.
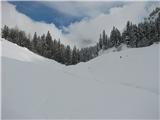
[65, 45, 72, 65]
[32, 32, 38, 52]
[72, 46, 78, 64]
[2, 25, 9, 39]
[99, 34, 103, 49]
[110, 27, 121, 47]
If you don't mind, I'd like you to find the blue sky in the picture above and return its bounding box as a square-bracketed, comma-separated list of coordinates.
[9, 1, 125, 29]
[2, 1, 160, 48]
[9, 1, 83, 29]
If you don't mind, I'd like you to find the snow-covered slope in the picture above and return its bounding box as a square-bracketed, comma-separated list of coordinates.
[0, 39, 45, 62]
[1, 39, 160, 119]
[0, 38, 63, 67]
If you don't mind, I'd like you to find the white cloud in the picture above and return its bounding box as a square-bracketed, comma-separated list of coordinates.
[1, 1, 160, 48]
[41, 1, 126, 18]
[63, 2, 160, 48]
[1, 2, 70, 45]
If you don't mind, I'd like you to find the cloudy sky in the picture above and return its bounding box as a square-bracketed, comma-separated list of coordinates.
[1, 1, 160, 48]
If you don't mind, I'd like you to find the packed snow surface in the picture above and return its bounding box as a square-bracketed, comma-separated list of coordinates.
[1, 38, 160, 119]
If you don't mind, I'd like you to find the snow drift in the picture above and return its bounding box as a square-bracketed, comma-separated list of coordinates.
[1, 38, 159, 119]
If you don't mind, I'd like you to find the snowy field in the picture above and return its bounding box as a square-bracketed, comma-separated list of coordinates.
[1, 38, 160, 119]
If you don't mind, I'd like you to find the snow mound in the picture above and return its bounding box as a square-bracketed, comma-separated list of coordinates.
[0, 38, 45, 62]
[98, 44, 128, 56]
[1, 39, 160, 119]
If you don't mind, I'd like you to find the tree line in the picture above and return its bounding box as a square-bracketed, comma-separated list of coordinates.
[1, 8, 160, 65]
